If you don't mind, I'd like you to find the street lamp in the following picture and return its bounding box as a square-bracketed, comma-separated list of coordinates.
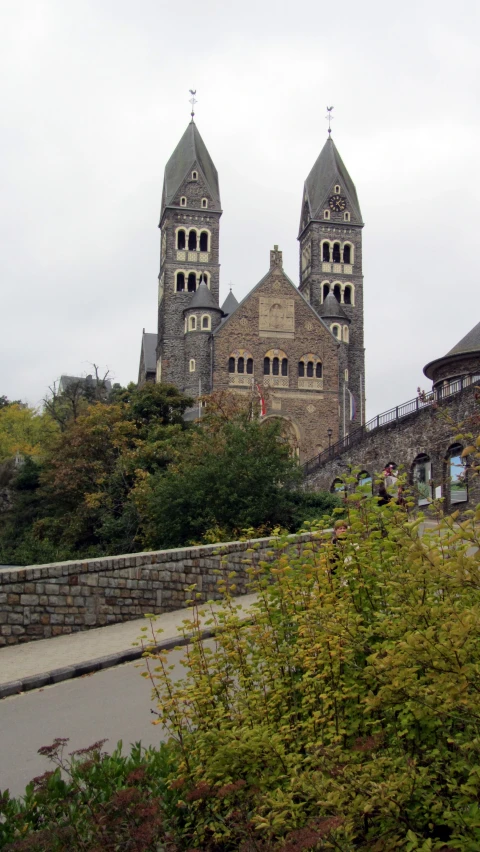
[327, 428, 333, 451]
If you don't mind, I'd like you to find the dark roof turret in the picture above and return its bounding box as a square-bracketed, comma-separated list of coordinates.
[301, 137, 362, 231]
[184, 282, 222, 313]
[318, 291, 349, 321]
[160, 122, 220, 218]
[220, 289, 239, 317]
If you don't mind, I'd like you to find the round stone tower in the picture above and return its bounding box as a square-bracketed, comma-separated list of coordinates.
[424, 320, 480, 391]
[183, 282, 223, 400]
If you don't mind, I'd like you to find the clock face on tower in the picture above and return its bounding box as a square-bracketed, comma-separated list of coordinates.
[329, 194, 346, 212]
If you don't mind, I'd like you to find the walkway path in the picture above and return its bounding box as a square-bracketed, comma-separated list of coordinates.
[0, 593, 258, 699]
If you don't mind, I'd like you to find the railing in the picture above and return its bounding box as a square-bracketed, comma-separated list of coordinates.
[303, 373, 480, 476]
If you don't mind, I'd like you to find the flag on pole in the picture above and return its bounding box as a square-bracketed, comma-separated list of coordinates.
[256, 384, 266, 417]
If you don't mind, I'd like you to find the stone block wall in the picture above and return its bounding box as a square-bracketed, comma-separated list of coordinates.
[0, 533, 312, 647]
[304, 384, 480, 513]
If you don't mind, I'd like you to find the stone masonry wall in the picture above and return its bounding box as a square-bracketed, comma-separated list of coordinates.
[304, 384, 480, 512]
[0, 533, 313, 647]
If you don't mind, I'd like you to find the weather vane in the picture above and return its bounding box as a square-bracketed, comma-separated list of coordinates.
[189, 89, 197, 121]
[326, 105, 334, 135]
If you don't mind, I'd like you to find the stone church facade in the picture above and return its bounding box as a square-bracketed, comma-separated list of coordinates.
[139, 120, 366, 461]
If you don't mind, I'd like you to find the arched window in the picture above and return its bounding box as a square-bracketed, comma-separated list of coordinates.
[281, 358, 288, 376]
[198, 272, 209, 285]
[358, 471, 372, 495]
[344, 212, 350, 222]
[412, 454, 432, 506]
[176, 272, 185, 292]
[343, 244, 351, 264]
[177, 230, 186, 250]
[298, 354, 322, 385]
[187, 272, 197, 292]
[189, 359, 196, 372]
[343, 325, 349, 343]
[331, 478, 345, 494]
[334, 184, 340, 194]
[333, 283, 341, 302]
[188, 230, 197, 251]
[199, 231, 209, 252]
[201, 314, 211, 330]
[189, 316, 196, 331]
[344, 285, 352, 305]
[272, 357, 279, 376]
[201, 198, 208, 208]
[322, 242, 330, 262]
[323, 282, 330, 301]
[228, 349, 254, 380]
[332, 242, 341, 263]
[446, 443, 468, 504]
[331, 324, 340, 339]
[324, 210, 330, 220]
[264, 357, 270, 375]
[192, 171, 198, 180]
[180, 197, 187, 207]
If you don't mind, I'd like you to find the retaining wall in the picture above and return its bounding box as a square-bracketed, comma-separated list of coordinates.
[0, 534, 312, 647]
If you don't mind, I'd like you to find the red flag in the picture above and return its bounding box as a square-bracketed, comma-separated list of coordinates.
[256, 384, 266, 417]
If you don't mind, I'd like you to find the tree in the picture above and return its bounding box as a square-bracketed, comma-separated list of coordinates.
[0, 403, 57, 463]
[43, 365, 113, 431]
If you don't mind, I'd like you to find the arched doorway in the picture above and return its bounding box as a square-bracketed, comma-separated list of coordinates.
[262, 416, 301, 458]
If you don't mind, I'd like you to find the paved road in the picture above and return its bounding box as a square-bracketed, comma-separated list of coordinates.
[0, 648, 191, 798]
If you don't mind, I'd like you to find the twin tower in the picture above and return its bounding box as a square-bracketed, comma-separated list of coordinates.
[138, 120, 365, 461]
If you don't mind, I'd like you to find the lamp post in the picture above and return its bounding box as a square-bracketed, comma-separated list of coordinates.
[327, 428, 333, 453]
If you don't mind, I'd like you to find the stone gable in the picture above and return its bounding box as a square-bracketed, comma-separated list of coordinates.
[213, 259, 342, 460]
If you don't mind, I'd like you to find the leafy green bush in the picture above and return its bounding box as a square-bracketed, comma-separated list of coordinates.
[142, 486, 480, 850]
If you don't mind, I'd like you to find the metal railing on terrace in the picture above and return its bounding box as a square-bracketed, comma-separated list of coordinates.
[303, 372, 480, 476]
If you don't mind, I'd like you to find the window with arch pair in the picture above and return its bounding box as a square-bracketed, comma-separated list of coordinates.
[322, 282, 354, 305]
[187, 314, 211, 332]
[330, 324, 349, 343]
[177, 229, 209, 252]
[176, 271, 209, 292]
[322, 241, 353, 264]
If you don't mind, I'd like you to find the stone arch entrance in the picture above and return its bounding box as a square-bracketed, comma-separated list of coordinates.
[262, 415, 301, 458]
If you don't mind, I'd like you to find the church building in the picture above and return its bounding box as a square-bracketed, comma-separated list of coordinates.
[138, 119, 366, 461]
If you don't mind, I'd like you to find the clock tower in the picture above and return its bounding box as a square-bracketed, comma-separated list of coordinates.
[298, 136, 365, 429]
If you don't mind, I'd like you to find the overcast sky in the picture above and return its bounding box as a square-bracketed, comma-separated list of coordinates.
[1, 0, 479, 418]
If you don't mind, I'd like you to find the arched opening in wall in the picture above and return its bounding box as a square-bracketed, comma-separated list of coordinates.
[412, 454, 433, 506]
[343, 325, 349, 343]
[201, 314, 211, 330]
[272, 357, 280, 376]
[357, 471, 372, 495]
[262, 416, 300, 458]
[333, 283, 341, 302]
[237, 357, 245, 374]
[177, 230, 186, 250]
[188, 231, 197, 251]
[332, 242, 341, 263]
[281, 358, 288, 376]
[322, 243, 330, 262]
[187, 273, 197, 292]
[228, 357, 235, 373]
[316, 362, 322, 378]
[298, 361, 305, 377]
[199, 231, 209, 252]
[176, 272, 185, 292]
[323, 282, 330, 301]
[198, 272, 209, 286]
[264, 357, 270, 375]
[188, 316, 196, 331]
[331, 324, 340, 339]
[344, 285, 352, 305]
[246, 358, 253, 374]
[331, 478, 345, 495]
[306, 361, 314, 377]
[343, 244, 351, 264]
[445, 443, 468, 505]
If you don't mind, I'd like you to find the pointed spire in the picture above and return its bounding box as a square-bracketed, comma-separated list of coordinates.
[160, 122, 221, 217]
[185, 281, 221, 312]
[221, 288, 239, 317]
[301, 136, 362, 226]
[319, 291, 349, 321]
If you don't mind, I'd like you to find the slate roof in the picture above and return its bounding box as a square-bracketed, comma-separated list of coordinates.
[142, 332, 158, 373]
[59, 375, 112, 393]
[304, 137, 362, 222]
[445, 320, 480, 358]
[161, 121, 221, 212]
[318, 291, 349, 321]
[220, 289, 239, 316]
[185, 282, 222, 312]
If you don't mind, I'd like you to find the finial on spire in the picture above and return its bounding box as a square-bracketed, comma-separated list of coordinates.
[326, 105, 334, 136]
[189, 89, 197, 121]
